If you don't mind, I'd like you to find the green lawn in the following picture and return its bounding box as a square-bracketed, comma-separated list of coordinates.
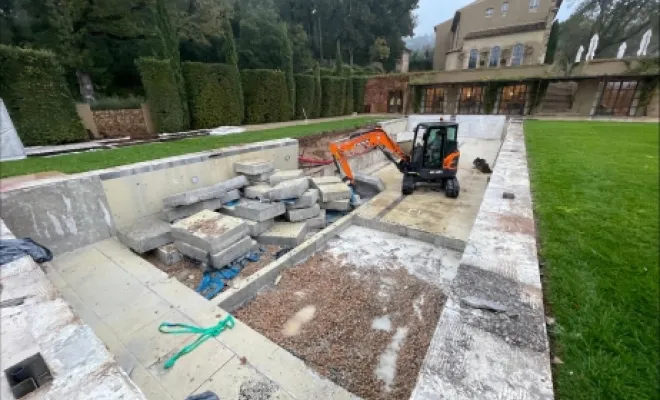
[525, 121, 659, 400]
[0, 117, 382, 178]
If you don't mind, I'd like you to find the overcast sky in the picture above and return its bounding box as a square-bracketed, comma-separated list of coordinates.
[412, 0, 576, 37]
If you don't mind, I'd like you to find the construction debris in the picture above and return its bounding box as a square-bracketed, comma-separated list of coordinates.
[163, 176, 248, 207]
[221, 199, 286, 222]
[269, 169, 305, 185]
[473, 157, 493, 173]
[117, 217, 172, 253]
[155, 244, 183, 265]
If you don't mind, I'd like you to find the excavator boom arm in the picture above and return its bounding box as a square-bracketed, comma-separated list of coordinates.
[329, 128, 409, 182]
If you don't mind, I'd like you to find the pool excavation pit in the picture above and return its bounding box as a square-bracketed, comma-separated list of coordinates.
[0, 117, 554, 400]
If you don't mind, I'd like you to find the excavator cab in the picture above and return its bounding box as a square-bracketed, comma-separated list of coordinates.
[403, 122, 460, 197]
[328, 121, 461, 199]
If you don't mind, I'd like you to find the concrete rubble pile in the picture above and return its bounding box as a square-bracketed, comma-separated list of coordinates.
[236, 160, 350, 248]
[117, 159, 356, 270]
[171, 209, 257, 270]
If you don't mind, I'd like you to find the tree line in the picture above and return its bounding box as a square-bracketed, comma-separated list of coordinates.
[0, 0, 419, 99]
[555, 0, 659, 66]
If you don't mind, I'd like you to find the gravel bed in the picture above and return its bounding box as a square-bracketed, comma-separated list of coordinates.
[234, 250, 446, 399]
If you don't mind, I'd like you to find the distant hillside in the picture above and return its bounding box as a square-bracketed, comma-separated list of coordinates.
[405, 34, 434, 51]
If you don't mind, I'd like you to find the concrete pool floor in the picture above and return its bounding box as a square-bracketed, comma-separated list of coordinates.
[356, 137, 502, 245]
[42, 135, 503, 399]
[234, 225, 462, 399]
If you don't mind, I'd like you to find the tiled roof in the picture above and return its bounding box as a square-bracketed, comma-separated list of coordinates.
[464, 21, 548, 40]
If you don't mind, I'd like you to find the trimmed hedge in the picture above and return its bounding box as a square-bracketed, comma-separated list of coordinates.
[182, 62, 243, 129]
[136, 57, 187, 133]
[241, 69, 290, 124]
[0, 45, 86, 146]
[320, 76, 346, 117]
[294, 74, 315, 120]
[320, 68, 336, 76]
[344, 77, 354, 115]
[352, 77, 368, 113]
[313, 65, 322, 118]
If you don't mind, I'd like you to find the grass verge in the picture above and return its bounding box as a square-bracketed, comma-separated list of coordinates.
[0, 117, 382, 178]
[525, 121, 659, 400]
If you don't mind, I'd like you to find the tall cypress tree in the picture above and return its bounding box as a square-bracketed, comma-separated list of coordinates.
[544, 20, 560, 64]
[223, 14, 243, 121]
[334, 40, 342, 76]
[313, 62, 322, 118]
[282, 23, 295, 119]
[156, 0, 189, 129]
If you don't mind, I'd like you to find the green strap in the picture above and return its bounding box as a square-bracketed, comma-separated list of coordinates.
[158, 315, 235, 369]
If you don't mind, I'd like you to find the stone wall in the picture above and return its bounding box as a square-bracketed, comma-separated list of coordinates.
[92, 105, 155, 139]
[364, 75, 409, 113]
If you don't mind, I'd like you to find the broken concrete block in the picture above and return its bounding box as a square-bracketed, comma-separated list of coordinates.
[163, 189, 241, 222]
[286, 203, 321, 222]
[244, 218, 275, 237]
[234, 159, 274, 175]
[269, 169, 305, 186]
[257, 222, 308, 247]
[310, 176, 343, 189]
[318, 182, 352, 202]
[222, 199, 286, 222]
[247, 171, 275, 184]
[117, 218, 172, 253]
[286, 189, 319, 210]
[171, 210, 249, 253]
[211, 237, 258, 269]
[353, 172, 386, 195]
[163, 176, 248, 207]
[243, 184, 271, 200]
[321, 199, 352, 211]
[269, 177, 310, 201]
[306, 209, 327, 230]
[174, 240, 208, 263]
[155, 244, 182, 265]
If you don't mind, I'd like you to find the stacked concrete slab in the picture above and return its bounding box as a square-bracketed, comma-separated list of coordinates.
[234, 163, 360, 247]
[171, 210, 257, 269]
[311, 176, 353, 211]
[161, 176, 248, 222]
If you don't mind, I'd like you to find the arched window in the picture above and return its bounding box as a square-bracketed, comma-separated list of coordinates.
[489, 46, 501, 67]
[511, 44, 524, 66]
[468, 49, 478, 69]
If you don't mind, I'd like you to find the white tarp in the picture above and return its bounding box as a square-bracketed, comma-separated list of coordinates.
[406, 115, 506, 140]
[209, 126, 246, 136]
[0, 99, 26, 161]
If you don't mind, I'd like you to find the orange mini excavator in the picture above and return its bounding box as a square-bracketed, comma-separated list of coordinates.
[328, 122, 461, 198]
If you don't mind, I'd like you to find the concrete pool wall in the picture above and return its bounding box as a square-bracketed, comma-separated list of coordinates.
[0, 138, 297, 254]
